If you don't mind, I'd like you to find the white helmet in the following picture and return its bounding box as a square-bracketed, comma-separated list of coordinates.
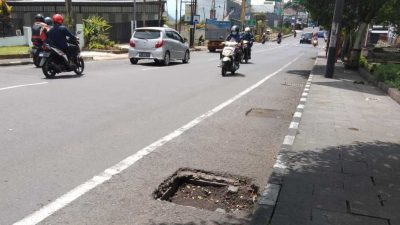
[245, 27, 251, 32]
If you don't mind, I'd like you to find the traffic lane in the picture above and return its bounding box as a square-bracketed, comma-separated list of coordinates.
[2, 41, 314, 224]
[40, 47, 317, 225]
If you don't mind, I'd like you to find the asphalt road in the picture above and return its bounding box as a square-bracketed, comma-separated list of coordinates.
[0, 35, 320, 225]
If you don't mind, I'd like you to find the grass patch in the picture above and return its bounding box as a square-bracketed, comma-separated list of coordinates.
[360, 55, 400, 90]
[0, 46, 30, 55]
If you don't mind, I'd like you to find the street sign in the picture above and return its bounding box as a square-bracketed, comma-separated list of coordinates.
[193, 15, 200, 24]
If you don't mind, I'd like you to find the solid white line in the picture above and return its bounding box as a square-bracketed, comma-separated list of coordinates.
[0, 82, 48, 91]
[141, 67, 160, 71]
[283, 135, 295, 145]
[13, 53, 305, 225]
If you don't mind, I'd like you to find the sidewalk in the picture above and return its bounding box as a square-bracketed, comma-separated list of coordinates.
[254, 54, 400, 224]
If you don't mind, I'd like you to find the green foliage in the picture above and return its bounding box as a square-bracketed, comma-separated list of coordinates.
[0, 0, 12, 18]
[359, 55, 368, 68]
[374, 64, 400, 90]
[0, 45, 29, 55]
[83, 16, 115, 49]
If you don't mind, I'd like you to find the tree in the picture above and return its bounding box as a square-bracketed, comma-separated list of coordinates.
[0, 0, 12, 37]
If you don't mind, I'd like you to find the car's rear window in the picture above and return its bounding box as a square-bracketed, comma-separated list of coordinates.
[304, 33, 312, 38]
[134, 30, 161, 39]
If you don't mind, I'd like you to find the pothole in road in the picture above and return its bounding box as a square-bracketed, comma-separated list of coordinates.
[153, 168, 259, 214]
[245, 108, 292, 120]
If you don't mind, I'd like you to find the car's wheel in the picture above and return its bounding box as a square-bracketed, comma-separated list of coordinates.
[209, 49, 216, 52]
[130, 58, 138, 64]
[162, 52, 170, 66]
[42, 60, 56, 79]
[73, 57, 84, 75]
[154, 59, 160, 64]
[182, 50, 190, 64]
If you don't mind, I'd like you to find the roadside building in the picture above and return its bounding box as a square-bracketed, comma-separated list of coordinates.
[7, 0, 166, 42]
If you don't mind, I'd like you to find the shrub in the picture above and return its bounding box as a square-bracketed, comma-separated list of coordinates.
[359, 55, 368, 68]
[373, 64, 400, 90]
[83, 16, 115, 49]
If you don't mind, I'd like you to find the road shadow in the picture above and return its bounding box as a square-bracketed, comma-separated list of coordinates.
[311, 64, 386, 96]
[44, 74, 84, 79]
[223, 72, 246, 78]
[135, 61, 183, 67]
[286, 70, 311, 79]
[265, 141, 400, 225]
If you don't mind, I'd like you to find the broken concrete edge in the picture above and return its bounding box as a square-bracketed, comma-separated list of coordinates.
[358, 67, 400, 105]
[250, 50, 317, 225]
[0, 56, 95, 67]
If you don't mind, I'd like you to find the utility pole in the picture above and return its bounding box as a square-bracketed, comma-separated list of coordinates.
[143, 0, 146, 27]
[175, 0, 178, 30]
[189, 0, 197, 48]
[133, 0, 137, 29]
[240, 0, 246, 29]
[325, 0, 344, 78]
[179, 0, 183, 32]
[65, 0, 73, 30]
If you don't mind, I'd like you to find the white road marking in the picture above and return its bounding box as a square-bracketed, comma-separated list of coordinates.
[293, 112, 302, 118]
[297, 104, 305, 110]
[283, 135, 295, 145]
[300, 97, 307, 102]
[13, 53, 304, 225]
[0, 82, 48, 91]
[289, 122, 299, 129]
[259, 183, 280, 205]
[141, 67, 160, 71]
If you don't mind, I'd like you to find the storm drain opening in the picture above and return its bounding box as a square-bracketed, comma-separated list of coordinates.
[154, 168, 259, 213]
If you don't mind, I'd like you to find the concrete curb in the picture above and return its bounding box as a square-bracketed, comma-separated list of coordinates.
[0, 54, 30, 60]
[250, 51, 317, 225]
[358, 68, 400, 105]
[0, 56, 94, 67]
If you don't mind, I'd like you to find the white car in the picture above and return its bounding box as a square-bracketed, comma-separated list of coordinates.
[128, 27, 190, 66]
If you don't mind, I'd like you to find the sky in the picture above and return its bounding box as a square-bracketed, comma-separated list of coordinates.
[166, 0, 281, 20]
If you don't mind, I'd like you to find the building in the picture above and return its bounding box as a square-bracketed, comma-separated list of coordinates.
[7, 0, 166, 42]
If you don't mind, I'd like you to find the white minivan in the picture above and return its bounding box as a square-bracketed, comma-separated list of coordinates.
[128, 27, 190, 66]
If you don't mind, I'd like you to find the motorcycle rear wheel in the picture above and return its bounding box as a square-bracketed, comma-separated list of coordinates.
[74, 57, 85, 75]
[221, 66, 227, 76]
[33, 56, 41, 68]
[42, 60, 56, 79]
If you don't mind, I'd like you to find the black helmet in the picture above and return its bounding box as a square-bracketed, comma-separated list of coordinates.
[35, 14, 44, 22]
[231, 25, 239, 34]
[44, 17, 53, 26]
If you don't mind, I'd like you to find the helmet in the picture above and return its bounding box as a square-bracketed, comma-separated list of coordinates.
[52, 14, 64, 25]
[245, 27, 251, 32]
[44, 17, 53, 26]
[231, 25, 239, 35]
[35, 14, 44, 22]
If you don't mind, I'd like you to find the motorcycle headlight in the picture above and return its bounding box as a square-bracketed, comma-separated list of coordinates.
[223, 48, 233, 56]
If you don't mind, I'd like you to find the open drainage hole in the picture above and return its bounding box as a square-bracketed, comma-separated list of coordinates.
[153, 168, 259, 213]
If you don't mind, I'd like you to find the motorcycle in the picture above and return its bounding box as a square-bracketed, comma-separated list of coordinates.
[242, 40, 251, 64]
[261, 36, 266, 44]
[220, 41, 241, 76]
[39, 38, 84, 79]
[277, 37, 282, 44]
[29, 46, 43, 68]
[312, 38, 318, 47]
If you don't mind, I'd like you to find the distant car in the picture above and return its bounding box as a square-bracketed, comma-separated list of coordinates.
[300, 32, 313, 44]
[318, 31, 326, 38]
[128, 27, 190, 66]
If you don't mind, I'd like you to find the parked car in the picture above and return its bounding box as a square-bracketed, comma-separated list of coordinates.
[318, 31, 326, 38]
[128, 27, 190, 66]
[300, 32, 313, 44]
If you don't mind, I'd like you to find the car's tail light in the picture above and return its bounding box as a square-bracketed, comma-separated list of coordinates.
[155, 39, 164, 48]
[129, 39, 136, 48]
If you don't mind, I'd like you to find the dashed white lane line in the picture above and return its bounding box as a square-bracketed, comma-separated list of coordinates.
[289, 122, 299, 129]
[283, 135, 296, 145]
[0, 82, 48, 91]
[13, 53, 304, 225]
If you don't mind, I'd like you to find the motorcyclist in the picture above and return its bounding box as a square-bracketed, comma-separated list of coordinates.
[46, 14, 78, 65]
[225, 25, 242, 42]
[241, 27, 254, 59]
[31, 14, 47, 47]
[225, 25, 242, 64]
